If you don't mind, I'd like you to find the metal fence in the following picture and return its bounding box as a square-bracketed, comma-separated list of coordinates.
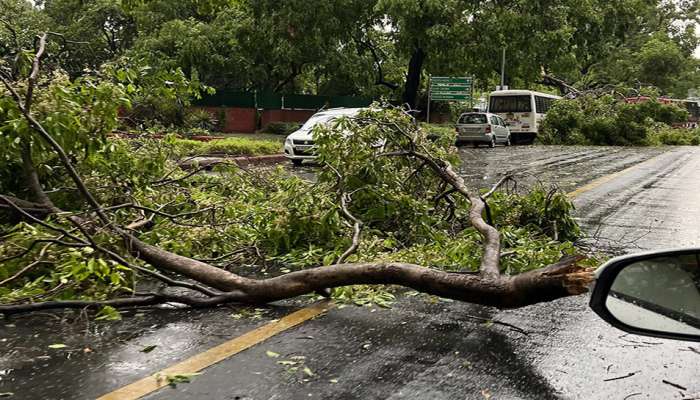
[195, 90, 372, 110]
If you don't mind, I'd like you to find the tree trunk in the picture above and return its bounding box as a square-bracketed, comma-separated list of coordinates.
[402, 47, 426, 109]
[21, 142, 54, 209]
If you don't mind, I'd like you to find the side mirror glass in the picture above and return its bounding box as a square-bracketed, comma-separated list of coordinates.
[590, 249, 700, 341]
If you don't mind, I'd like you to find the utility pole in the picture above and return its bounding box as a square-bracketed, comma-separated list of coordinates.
[500, 47, 506, 90]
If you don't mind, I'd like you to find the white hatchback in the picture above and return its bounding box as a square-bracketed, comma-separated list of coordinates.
[455, 112, 511, 148]
[284, 108, 364, 166]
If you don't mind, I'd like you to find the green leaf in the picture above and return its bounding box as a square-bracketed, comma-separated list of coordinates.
[140, 345, 158, 353]
[266, 350, 280, 358]
[165, 373, 201, 387]
[95, 306, 122, 321]
[48, 344, 67, 349]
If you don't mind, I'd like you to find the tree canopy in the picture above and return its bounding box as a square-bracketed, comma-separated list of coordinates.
[2, 0, 697, 104]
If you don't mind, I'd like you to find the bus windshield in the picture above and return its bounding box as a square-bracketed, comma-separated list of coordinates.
[489, 95, 532, 113]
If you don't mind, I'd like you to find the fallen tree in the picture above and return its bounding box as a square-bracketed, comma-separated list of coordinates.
[0, 35, 594, 316]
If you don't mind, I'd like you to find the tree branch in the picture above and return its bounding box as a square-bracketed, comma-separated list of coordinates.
[0, 242, 53, 286]
[24, 33, 48, 112]
[384, 150, 502, 277]
[0, 256, 593, 314]
[336, 193, 363, 264]
[0, 236, 87, 264]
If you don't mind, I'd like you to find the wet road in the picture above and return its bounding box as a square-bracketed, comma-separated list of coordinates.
[2, 145, 699, 399]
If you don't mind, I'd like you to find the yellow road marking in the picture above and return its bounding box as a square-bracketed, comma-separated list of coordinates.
[566, 154, 661, 198]
[97, 300, 335, 400]
[97, 151, 665, 400]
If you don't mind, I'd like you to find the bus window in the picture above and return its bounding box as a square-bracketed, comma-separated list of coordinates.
[535, 96, 556, 113]
[489, 96, 532, 113]
[535, 96, 544, 113]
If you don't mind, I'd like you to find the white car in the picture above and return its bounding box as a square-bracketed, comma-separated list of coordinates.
[455, 112, 511, 148]
[284, 108, 364, 166]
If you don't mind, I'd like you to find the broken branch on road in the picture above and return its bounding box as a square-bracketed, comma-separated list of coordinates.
[0, 58, 595, 316]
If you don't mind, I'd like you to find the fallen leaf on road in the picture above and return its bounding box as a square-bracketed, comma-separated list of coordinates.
[140, 345, 157, 353]
[48, 344, 67, 349]
[266, 350, 280, 358]
[164, 373, 201, 387]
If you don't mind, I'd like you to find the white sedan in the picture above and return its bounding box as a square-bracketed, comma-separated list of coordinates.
[284, 108, 364, 166]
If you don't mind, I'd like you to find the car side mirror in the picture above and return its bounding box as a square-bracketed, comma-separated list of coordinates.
[590, 249, 700, 342]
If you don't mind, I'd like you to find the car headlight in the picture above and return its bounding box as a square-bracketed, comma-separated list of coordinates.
[285, 138, 293, 146]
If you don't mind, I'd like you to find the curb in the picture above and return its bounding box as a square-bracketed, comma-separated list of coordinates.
[179, 154, 287, 169]
[231, 154, 287, 166]
[110, 133, 227, 142]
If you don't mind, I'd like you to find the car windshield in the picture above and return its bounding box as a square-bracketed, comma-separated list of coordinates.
[459, 114, 488, 124]
[300, 114, 336, 130]
[489, 95, 533, 113]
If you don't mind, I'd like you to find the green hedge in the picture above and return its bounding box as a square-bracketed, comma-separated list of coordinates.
[262, 122, 302, 135]
[539, 95, 691, 146]
[171, 137, 281, 156]
[648, 126, 700, 145]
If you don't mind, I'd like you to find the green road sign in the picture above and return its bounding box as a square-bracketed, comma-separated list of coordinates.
[430, 94, 471, 101]
[429, 86, 472, 92]
[430, 77, 472, 85]
[427, 76, 473, 121]
[429, 76, 472, 102]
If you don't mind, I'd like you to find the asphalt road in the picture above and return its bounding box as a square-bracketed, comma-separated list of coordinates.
[2, 145, 699, 400]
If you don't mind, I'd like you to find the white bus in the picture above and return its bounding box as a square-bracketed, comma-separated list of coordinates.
[487, 90, 561, 144]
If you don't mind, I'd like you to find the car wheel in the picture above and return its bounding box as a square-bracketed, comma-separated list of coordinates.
[505, 135, 511, 146]
[489, 137, 495, 148]
[291, 159, 303, 166]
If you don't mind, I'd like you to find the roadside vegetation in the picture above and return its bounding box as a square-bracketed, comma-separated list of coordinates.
[539, 95, 699, 146]
[168, 137, 282, 157]
[263, 122, 303, 136]
[0, 50, 594, 314]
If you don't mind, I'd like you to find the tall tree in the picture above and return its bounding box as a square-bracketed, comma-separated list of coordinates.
[42, 0, 137, 77]
[376, 0, 473, 108]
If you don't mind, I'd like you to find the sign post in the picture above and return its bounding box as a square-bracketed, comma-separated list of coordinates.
[428, 76, 473, 123]
[427, 75, 432, 123]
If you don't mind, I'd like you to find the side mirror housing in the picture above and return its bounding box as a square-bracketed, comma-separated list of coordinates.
[590, 248, 700, 342]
